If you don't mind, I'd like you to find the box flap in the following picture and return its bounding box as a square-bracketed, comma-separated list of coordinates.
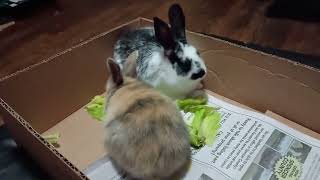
[265, 110, 320, 140]
[202, 51, 320, 133]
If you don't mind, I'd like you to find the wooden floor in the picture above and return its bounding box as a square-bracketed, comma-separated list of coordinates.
[0, 0, 319, 79]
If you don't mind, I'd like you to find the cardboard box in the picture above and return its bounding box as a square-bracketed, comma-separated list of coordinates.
[0, 18, 319, 180]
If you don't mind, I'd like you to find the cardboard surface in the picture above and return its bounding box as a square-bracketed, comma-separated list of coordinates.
[265, 110, 320, 140]
[205, 90, 256, 111]
[43, 105, 106, 170]
[0, 17, 319, 179]
[0, 99, 87, 180]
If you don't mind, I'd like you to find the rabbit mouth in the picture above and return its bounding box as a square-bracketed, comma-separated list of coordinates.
[190, 69, 206, 80]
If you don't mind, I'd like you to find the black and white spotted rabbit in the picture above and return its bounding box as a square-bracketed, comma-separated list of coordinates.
[114, 4, 207, 99]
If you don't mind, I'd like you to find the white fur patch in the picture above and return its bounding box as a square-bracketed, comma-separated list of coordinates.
[181, 44, 207, 74]
[142, 51, 201, 99]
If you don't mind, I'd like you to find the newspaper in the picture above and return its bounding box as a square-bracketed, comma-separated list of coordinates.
[84, 94, 320, 180]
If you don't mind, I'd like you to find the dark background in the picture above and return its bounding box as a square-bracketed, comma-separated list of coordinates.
[0, 0, 319, 179]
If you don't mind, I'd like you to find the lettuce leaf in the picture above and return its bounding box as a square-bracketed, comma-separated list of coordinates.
[177, 98, 207, 110]
[188, 126, 205, 148]
[43, 133, 60, 144]
[199, 112, 221, 146]
[178, 97, 221, 149]
[85, 95, 106, 121]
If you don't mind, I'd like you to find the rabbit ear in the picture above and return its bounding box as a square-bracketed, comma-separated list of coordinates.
[168, 4, 186, 43]
[123, 51, 138, 77]
[107, 59, 123, 86]
[153, 17, 175, 50]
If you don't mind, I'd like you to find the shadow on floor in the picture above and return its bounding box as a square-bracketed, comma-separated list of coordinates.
[0, 125, 50, 180]
[265, 0, 320, 22]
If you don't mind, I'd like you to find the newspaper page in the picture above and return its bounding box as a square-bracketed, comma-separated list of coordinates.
[84, 94, 320, 180]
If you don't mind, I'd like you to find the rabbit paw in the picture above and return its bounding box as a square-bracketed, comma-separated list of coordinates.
[188, 89, 208, 100]
[195, 80, 206, 90]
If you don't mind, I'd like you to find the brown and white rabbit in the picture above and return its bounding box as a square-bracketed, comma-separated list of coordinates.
[104, 57, 191, 180]
[113, 4, 207, 100]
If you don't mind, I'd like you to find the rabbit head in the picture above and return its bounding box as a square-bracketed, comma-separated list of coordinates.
[153, 4, 207, 82]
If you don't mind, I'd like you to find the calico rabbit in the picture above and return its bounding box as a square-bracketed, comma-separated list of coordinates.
[104, 58, 191, 180]
[113, 4, 207, 99]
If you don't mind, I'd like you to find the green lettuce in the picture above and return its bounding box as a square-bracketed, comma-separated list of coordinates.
[177, 98, 207, 110]
[85, 95, 106, 121]
[199, 112, 220, 145]
[43, 133, 60, 144]
[177, 97, 221, 148]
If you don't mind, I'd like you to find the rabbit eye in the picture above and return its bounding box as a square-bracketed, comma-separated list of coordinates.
[175, 58, 191, 76]
[196, 51, 200, 55]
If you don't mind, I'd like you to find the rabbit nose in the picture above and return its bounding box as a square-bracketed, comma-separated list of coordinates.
[191, 69, 206, 80]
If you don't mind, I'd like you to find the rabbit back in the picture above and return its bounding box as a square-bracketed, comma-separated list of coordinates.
[114, 28, 160, 69]
[104, 81, 190, 179]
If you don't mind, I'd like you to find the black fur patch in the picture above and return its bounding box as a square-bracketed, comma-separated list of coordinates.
[176, 58, 192, 76]
[165, 44, 191, 76]
[194, 61, 201, 68]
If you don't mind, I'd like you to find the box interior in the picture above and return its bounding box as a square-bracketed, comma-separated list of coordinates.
[0, 18, 320, 172]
